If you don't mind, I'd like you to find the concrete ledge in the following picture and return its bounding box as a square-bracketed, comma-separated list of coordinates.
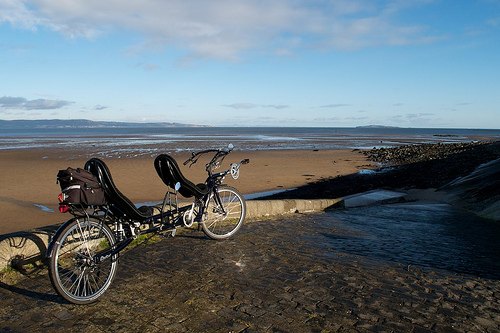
[246, 198, 343, 219]
[0, 198, 344, 273]
[0, 229, 54, 274]
[342, 190, 407, 208]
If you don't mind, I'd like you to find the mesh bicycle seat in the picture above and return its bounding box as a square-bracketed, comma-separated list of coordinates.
[154, 154, 209, 199]
[84, 158, 150, 220]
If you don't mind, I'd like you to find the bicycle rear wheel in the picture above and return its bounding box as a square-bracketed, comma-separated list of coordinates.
[202, 186, 246, 240]
[48, 217, 118, 304]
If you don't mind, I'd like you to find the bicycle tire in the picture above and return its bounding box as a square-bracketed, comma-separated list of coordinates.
[48, 217, 118, 304]
[202, 186, 246, 240]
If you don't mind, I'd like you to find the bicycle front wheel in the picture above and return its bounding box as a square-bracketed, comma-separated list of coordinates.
[202, 186, 246, 240]
[48, 217, 118, 304]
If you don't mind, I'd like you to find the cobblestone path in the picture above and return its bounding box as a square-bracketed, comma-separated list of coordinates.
[1, 212, 499, 332]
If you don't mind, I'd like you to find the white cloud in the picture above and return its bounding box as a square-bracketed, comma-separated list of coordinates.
[389, 112, 443, 127]
[223, 103, 289, 110]
[318, 104, 351, 108]
[264, 104, 289, 109]
[407, 112, 434, 119]
[94, 104, 108, 110]
[136, 62, 160, 71]
[0, 96, 73, 110]
[223, 103, 259, 109]
[0, 0, 443, 60]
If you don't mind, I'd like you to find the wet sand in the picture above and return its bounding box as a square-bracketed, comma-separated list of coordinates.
[0, 148, 372, 234]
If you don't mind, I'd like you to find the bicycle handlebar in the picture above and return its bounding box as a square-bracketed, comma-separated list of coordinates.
[182, 149, 218, 166]
[182, 144, 250, 181]
[182, 144, 235, 172]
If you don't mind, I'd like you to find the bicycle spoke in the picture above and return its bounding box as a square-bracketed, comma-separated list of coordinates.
[202, 187, 245, 239]
[76, 220, 92, 258]
[49, 218, 118, 304]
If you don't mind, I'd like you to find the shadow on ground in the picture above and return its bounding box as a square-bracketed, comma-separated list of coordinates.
[265, 140, 500, 201]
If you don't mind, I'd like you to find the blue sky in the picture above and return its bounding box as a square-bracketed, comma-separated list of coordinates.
[0, 0, 499, 128]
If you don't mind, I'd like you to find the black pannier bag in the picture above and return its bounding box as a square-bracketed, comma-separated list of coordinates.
[57, 167, 106, 206]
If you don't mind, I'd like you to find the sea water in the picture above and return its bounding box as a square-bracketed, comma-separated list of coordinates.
[1, 127, 499, 155]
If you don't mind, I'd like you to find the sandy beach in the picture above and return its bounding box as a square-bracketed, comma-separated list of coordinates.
[0, 148, 372, 234]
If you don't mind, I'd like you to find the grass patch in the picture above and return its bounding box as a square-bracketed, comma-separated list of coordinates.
[0, 259, 48, 285]
[0, 266, 23, 285]
[128, 233, 162, 250]
[0, 231, 163, 285]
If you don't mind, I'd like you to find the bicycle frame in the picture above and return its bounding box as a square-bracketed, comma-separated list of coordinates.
[47, 144, 249, 304]
[47, 145, 247, 260]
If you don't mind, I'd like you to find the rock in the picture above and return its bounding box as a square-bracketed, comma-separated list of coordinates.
[363, 142, 488, 166]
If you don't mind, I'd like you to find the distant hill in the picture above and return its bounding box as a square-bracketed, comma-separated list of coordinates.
[0, 119, 205, 129]
[356, 125, 400, 129]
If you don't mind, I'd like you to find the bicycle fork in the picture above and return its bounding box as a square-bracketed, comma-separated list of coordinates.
[196, 188, 226, 223]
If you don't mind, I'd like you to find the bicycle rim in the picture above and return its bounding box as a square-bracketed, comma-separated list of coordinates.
[202, 186, 245, 240]
[49, 217, 118, 304]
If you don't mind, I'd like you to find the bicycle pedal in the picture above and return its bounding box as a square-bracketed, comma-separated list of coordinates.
[159, 228, 176, 238]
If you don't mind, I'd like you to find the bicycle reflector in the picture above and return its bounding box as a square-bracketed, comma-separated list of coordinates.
[58, 193, 70, 213]
[59, 204, 70, 213]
